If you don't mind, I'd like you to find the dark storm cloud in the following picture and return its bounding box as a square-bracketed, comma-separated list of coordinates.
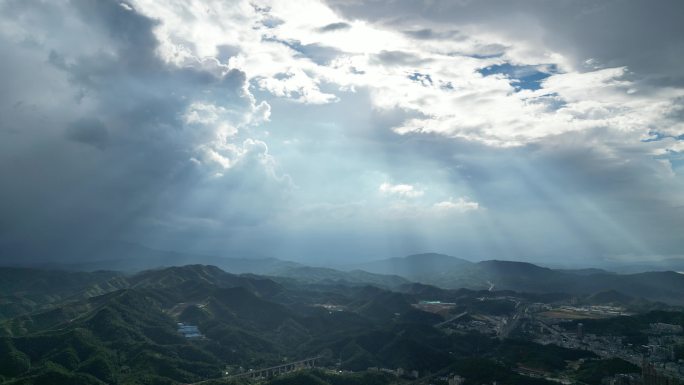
[74, 0, 160, 71]
[65, 118, 110, 149]
[325, 0, 684, 85]
[0, 0, 285, 250]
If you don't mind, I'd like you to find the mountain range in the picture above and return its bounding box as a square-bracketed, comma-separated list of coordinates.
[347, 253, 684, 305]
[0, 262, 682, 385]
[3, 243, 684, 304]
[0, 264, 478, 384]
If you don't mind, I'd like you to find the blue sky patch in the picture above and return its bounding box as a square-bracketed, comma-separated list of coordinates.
[408, 71, 433, 86]
[642, 130, 684, 142]
[478, 63, 558, 91]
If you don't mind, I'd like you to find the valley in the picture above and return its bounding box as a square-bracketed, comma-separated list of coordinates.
[0, 256, 683, 384]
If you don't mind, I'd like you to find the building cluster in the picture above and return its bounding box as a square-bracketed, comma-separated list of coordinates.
[448, 317, 500, 336]
[440, 313, 508, 337]
[177, 322, 203, 338]
[413, 300, 458, 317]
[530, 315, 684, 383]
[314, 303, 346, 312]
[641, 360, 684, 385]
[367, 366, 419, 379]
[446, 374, 465, 385]
[603, 361, 684, 385]
[536, 304, 631, 320]
[603, 373, 642, 385]
[650, 324, 684, 335]
[407, 296, 684, 385]
[427, 373, 466, 384]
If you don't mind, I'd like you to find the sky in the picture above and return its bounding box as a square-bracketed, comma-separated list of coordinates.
[1, 0, 683, 266]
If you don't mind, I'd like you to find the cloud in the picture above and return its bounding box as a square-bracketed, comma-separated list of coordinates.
[315, 0, 684, 149]
[379, 182, 424, 198]
[0, 0, 288, 245]
[317, 22, 350, 32]
[122, 0, 683, 148]
[434, 197, 480, 212]
[1, 0, 683, 264]
[402, 28, 465, 41]
[370, 50, 430, 66]
[257, 69, 338, 104]
[65, 118, 110, 149]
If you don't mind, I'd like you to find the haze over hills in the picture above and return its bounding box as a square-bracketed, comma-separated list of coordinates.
[344, 253, 684, 305]
[5, 239, 684, 275]
[346, 253, 475, 280]
[0, 241, 301, 274]
[4, 246, 684, 305]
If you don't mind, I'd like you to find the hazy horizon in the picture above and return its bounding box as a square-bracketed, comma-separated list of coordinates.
[2, 0, 684, 266]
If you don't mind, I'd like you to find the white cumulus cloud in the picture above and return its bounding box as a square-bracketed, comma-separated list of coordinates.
[379, 182, 424, 198]
[434, 197, 480, 213]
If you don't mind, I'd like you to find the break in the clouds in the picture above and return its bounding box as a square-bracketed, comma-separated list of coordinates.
[0, 0, 683, 265]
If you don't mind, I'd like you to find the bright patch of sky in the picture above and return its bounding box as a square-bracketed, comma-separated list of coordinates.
[0, 0, 683, 264]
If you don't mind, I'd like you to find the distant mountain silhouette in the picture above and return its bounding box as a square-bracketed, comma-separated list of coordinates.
[267, 266, 409, 288]
[584, 290, 635, 305]
[350, 254, 684, 304]
[4, 243, 684, 304]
